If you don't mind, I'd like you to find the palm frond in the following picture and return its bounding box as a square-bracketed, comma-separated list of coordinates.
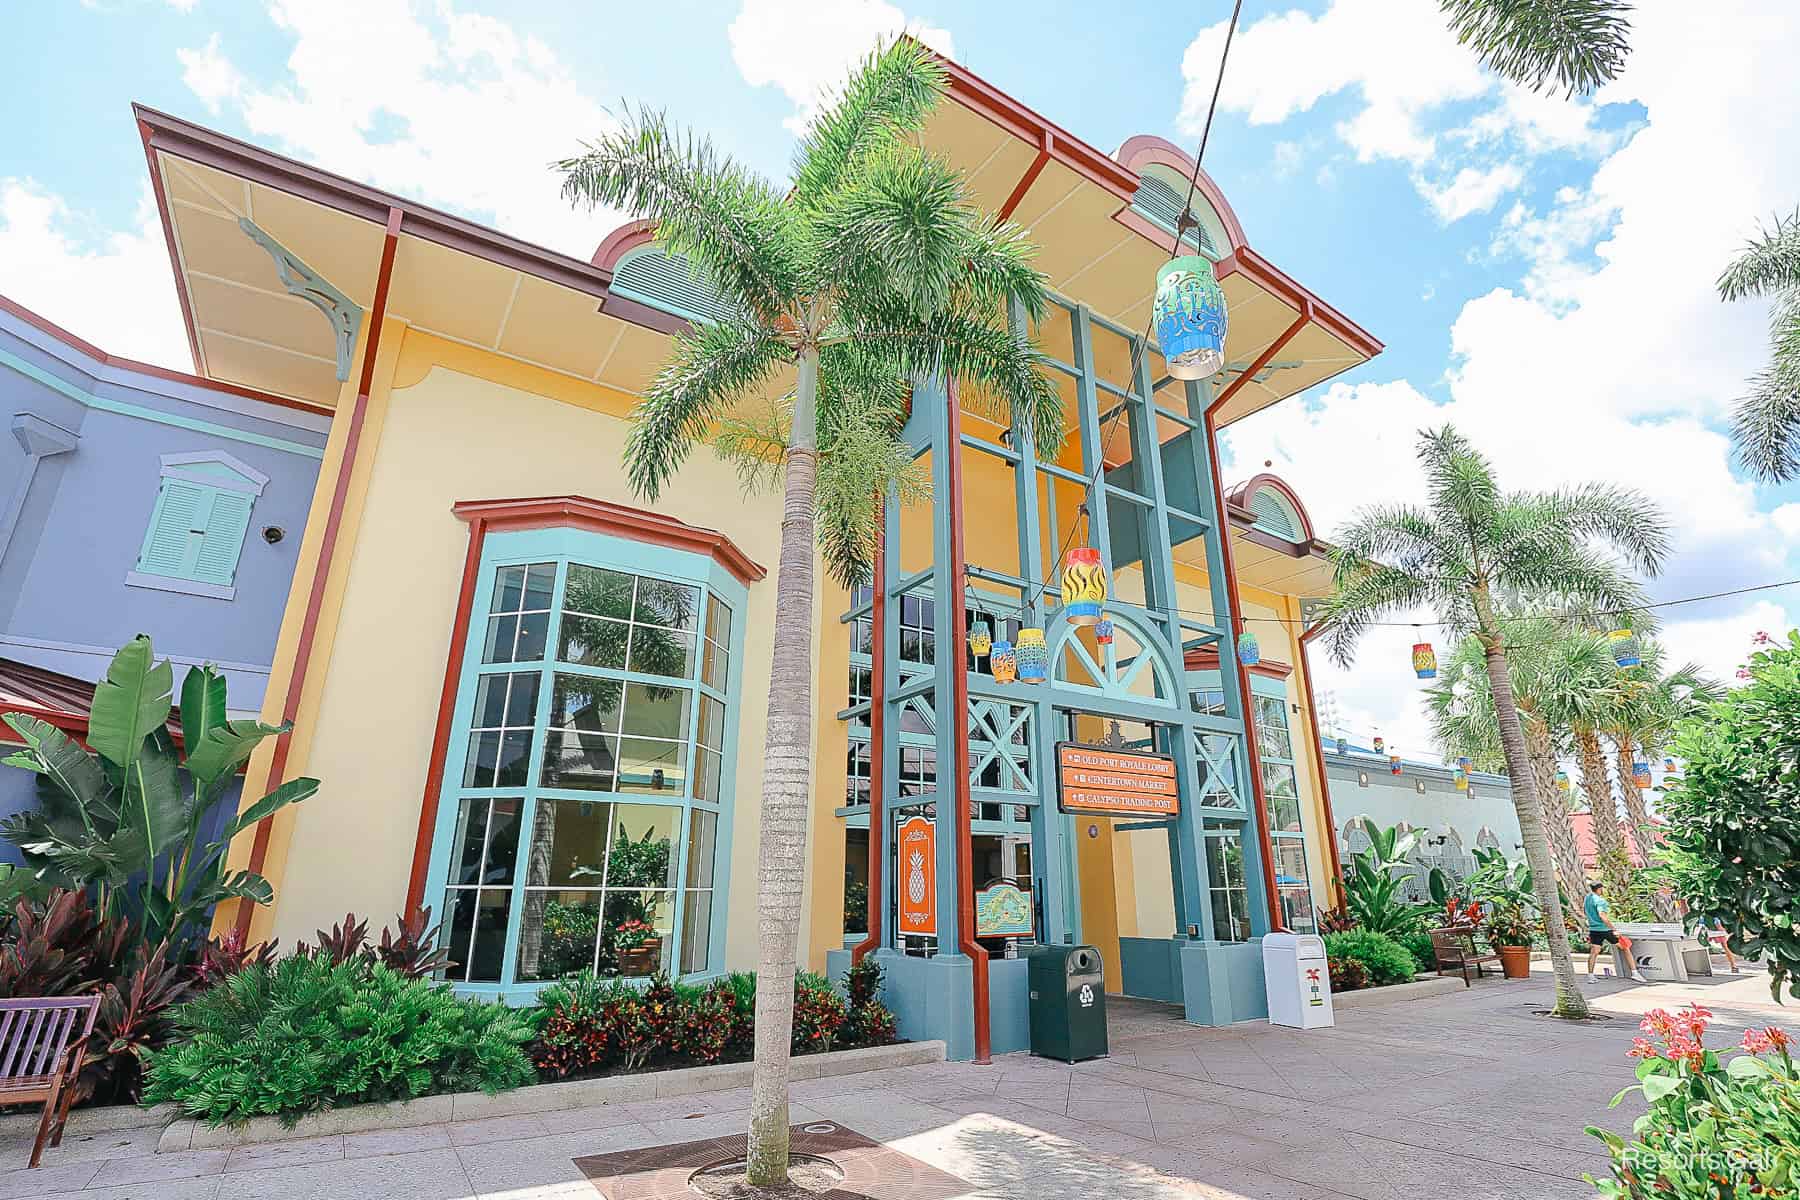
[1438, 0, 1632, 96]
[1495, 482, 1670, 575]
[1318, 559, 1438, 667]
[809, 146, 970, 313]
[624, 318, 786, 499]
[843, 296, 1065, 455]
[1729, 289, 1800, 483]
[710, 398, 792, 495]
[559, 106, 797, 321]
[1332, 503, 1465, 581]
[1416, 425, 1499, 546]
[1717, 210, 1800, 301]
[956, 217, 1052, 326]
[814, 407, 931, 589]
[791, 37, 946, 206]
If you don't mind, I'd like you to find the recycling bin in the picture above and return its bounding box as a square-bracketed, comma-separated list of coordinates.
[1263, 931, 1334, 1029]
[1026, 944, 1107, 1062]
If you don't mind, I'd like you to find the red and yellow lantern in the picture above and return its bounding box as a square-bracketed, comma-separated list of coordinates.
[1412, 641, 1437, 679]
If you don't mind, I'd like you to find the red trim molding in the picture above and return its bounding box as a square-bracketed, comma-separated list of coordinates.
[234, 206, 403, 940]
[0, 292, 333, 419]
[1113, 134, 1248, 253]
[1183, 646, 1292, 681]
[403, 493, 766, 913]
[449, 496, 766, 586]
[996, 133, 1052, 223]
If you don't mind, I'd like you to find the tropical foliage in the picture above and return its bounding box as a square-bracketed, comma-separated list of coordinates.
[1587, 1004, 1798, 1198]
[0, 635, 318, 948]
[1323, 929, 1416, 987]
[1321, 425, 1668, 1018]
[557, 38, 1060, 1185]
[142, 955, 538, 1127]
[1466, 848, 1540, 949]
[1338, 818, 1444, 936]
[1439, 0, 1633, 95]
[1720, 209, 1800, 483]
[1659, 631, 1800, 1002]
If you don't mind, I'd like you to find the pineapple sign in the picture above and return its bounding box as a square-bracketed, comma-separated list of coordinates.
[897, 815, 937, 936]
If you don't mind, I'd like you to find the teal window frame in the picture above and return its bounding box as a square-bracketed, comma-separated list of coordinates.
[125, 452, 268, 600]
[420, 525, 748, 1002]
[841, 584, 1035, 840]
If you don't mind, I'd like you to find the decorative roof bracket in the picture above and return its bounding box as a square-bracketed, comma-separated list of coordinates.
[237, 217, 364, 381]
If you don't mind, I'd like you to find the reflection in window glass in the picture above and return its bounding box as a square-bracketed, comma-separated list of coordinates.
[1204, 818, 1250, 943]
[513, 801, 678, 981]
[464, 674, 539, 788]
[441, 797, 523, 981]
[484, 563, 555, 664]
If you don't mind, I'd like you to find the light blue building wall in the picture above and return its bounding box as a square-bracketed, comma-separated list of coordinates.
[0, 299, 330, 851]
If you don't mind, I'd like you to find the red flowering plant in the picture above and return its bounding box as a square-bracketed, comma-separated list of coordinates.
[1442, 897, 1484, 930]
[1587, 1003, 1800, 1198]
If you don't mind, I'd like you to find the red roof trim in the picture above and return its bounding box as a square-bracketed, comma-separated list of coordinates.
[1114, 134, 1248, 253]
[0, 291, 334, 419]
[450, 495, 767, 586]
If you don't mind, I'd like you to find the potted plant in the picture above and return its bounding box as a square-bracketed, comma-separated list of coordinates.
[614, 919, 660, 976]
[1486, 903, 1535, 978]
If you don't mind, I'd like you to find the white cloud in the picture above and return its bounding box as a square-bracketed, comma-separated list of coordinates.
[1218, 5, 1800, 758]
[1179, 0, 1488, 166]
[1418, 163, 1524, 223]
[176, 33, 244, 113]
[0, 180, 189, 369]
[728, 0, 954, 134]
[178, 2, 630, 259]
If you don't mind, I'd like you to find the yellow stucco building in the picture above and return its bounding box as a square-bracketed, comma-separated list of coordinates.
[129, 51, 1378, 1057]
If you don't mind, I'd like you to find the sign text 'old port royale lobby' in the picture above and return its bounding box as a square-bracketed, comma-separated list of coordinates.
[131, 50, 1380, 1060]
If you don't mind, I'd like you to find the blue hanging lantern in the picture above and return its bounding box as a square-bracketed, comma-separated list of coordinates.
[1236, 630, 1260, 667]
[1608, 629, 1641, 669]
[1663, 756, 1676, 773]
[1631, 760, 1652, 788]
[969, 620, 992, 657]
[989, 638, 1016, 685]
[1016, 627, 1049, 684]
[1153, 256, 1229, 381]
[1094, 617, 1114, 646]
[1389, 754, 1402, 777]
[1335, 736, 1347, 754]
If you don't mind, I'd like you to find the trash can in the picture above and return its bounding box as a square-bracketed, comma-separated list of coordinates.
[1263, 932, 1333, 1029]
[1026, 944, 1107, 1062]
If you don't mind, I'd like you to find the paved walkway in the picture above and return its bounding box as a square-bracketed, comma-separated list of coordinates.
[4, 961, 1784, 1199]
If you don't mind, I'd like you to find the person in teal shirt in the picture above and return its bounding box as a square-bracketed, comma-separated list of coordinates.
[1583, 881, 1647, 982]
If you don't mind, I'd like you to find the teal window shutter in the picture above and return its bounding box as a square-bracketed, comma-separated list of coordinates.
[193, 489, 254, 585]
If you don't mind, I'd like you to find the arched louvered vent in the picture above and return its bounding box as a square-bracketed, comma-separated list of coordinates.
[610, 248, 737, 325]
[1130, 174, 1218, 256]
[1247, 487, 1302, 541]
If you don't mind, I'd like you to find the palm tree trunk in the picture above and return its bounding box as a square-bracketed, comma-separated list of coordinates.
[744, 348, 820, 1188]
[1577, 729, 1631, 899]
[1525, 719, 1585, 892]
[1475, 591, 1587, 1017]
[1613, 735, 1677, 920]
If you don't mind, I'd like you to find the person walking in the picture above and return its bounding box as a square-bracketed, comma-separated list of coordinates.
[1584, 881, 1648, 983]
[1706, 917, 1740, 973]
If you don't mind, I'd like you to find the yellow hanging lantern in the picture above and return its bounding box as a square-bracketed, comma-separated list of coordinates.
[969, 620, 992, 657]
[989, 638, 1016, 684]
[1608, 629, 1641, 669]
[1454, 768, 1468, 791]
[1061, 547, 1106, 626]
[1412, 641, 1437, 679]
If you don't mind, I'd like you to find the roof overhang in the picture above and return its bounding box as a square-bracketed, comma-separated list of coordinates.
[134, 105, 680, 408]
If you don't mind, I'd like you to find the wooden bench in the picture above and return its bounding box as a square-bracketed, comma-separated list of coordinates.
[0, 995, 102, 1169]
[1429, 927, 1501, 987]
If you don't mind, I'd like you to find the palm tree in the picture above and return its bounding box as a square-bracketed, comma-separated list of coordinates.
[1439, 0, 1633, 95]
[1601, 645, 1721, 919]
[1426, 624, 1585, 891]
[1530, 627, 1637, 900]
[1719, 210, 1800, 482]
[558, 41, 1060, 1185]
[1320, 426, 1668, 1018]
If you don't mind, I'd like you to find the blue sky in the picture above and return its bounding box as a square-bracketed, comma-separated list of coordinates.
[4, 0, 1798, 758]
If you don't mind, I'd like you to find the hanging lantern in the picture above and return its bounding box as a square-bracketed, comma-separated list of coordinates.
[1663, 756, 1676, 773]
[1411, 641, 1437, 680]
[1153, 256, 1229, 380]
[968, 620, 992, 657]
[1061, 547, 1106, 626]
[1335, 736, 1348, 754]
[1608, 629, 1641, 669]
[989, 638, 1016, 684]
[1457, 755, 1471, 772]
[1555, 769, 1570, 791]
[1236, 630, 1261, 667]
[1389, 754, 1402, 776]
[1631, 760, 1652, 788]
[1454, 769, 1469, 792]
[1094, 617, 1114, 646]
[1373, 734, 1385, 753]
[1016, 627, 1049, 684]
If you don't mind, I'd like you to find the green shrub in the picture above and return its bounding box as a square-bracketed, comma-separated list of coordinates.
[1396, 930, 1437, 974]
[1323, 929, 1415, 986]
[143, 956, 536, 1126]
[1328, 956, 1369, 992]
[1659, 631, 1800, 1001]
[1587, 1004, 1799, 1197]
